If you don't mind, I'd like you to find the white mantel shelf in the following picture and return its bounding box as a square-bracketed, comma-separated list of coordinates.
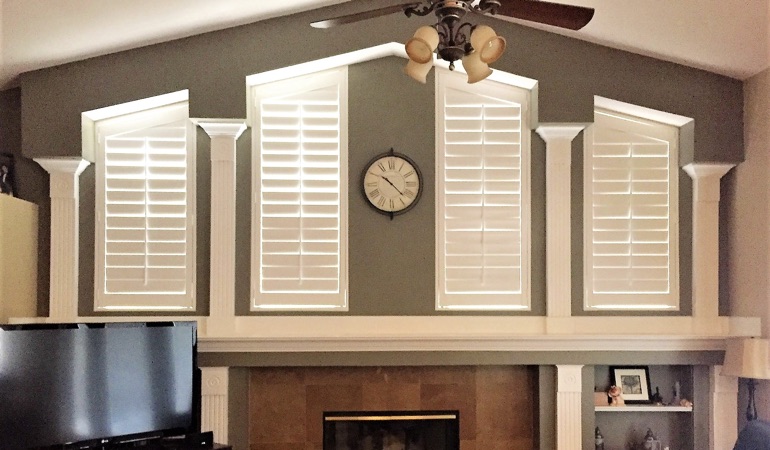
[8, 315, 759, 353]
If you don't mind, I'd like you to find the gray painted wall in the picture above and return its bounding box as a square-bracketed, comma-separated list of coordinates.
[2, 0, 740, 316]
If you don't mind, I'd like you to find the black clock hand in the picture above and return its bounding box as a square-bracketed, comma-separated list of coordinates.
[368, 172, 404, 195]
[381, 176, 404, 196]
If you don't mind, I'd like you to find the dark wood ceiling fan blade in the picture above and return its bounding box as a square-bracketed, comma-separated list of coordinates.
[496, 0, 595, 30]
[311, 2, 422, 29]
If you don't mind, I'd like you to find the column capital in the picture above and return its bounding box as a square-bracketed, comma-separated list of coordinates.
[556, 364, 584, 392]
[195, 119, 247, 139]
[683, 162, 735, 180]
[536, 124, 586, 143]
[683, 163, 735, 202]
[34, 157, 90, 176]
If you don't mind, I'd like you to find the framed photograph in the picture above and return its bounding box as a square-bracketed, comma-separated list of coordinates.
[0, 153, 15, 197]
[610, 366, 651, 404]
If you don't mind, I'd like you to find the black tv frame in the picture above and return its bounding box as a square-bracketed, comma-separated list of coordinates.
[0, 321, 201, 450]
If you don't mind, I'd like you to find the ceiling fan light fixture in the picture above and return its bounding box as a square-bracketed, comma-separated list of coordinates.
[404, 59, 434, 83]
[405, 26, 439, 63]
[470, 25, 506, 63]
[461, 51, 493, 84]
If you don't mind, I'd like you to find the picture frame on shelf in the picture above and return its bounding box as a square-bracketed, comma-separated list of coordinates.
[0, 153, 15, 197]
[610, 365, 651, 404]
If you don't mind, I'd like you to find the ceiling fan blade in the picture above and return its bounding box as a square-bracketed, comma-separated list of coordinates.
[496, 0, 595, 30]
[311, 2, 422, 29]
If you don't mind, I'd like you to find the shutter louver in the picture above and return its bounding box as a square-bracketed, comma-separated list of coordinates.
[252, 68, 348, 310]
[102, 121, 190, 297]
[585, 109, 679, 309]
[437, 72, 530, 310]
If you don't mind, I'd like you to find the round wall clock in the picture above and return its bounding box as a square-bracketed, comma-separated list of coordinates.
[361, 148, 423, 219]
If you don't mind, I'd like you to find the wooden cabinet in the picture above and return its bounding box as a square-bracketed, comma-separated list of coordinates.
[0, 195, 38, 322]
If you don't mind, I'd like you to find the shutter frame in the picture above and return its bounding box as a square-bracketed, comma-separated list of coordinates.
[94, 101, 196, 311]
[584, 108, 680, 310]
[250, 67, 349, 311]
[436, 69, 531, 311]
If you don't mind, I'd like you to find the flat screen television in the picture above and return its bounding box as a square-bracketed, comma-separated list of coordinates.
[0, 321, 200, 449]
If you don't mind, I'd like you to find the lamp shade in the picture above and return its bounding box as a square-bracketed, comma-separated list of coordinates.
[403, 59, 433, 84]
[722, 338, 770, 379]
[406, 26, 439, 64]
[470, 25, 506, 64]
[461, 51, 492, 84]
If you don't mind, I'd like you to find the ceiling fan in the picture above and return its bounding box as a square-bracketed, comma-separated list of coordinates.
[311, 0, 595, 83]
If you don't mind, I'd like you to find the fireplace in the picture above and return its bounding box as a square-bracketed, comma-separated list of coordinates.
[248, 366, 536, 449]
[322, 410, 460, 450]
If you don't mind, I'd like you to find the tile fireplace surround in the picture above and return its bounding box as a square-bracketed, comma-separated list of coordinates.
[248, 366, 536, 450]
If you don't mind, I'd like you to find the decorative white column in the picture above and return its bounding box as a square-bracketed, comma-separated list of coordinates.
[536, 125, 584, 332]
[683, 163, 734, 329]
[198, 120, 246, 323]
[201, 367, 229, 444]
[34, 157, 90, 321]
[556, 364, 583, 450]
[710, 365, 738, 450]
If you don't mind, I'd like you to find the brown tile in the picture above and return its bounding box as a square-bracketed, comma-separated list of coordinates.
[475, 365, 532, 385]
[420, 384, 476, 439]
[418, 366, 476, 385]
[306, 384, 364, 443]
[371, 366, 424, 384]
[251, 383, 307, 444]
[460, 439, 476, 450]
[251, 367, 306, 386]
[304, 366, 370, 385]
[361, 382, 421, 410]
[476, 379, 534, 440]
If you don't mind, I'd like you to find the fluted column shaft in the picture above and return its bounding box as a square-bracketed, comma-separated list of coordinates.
[683, 163, 734, 323]
[537, 125, 584, 328]
[34, 158, 90, 321]
[556, 364, 583, 450]
[201, 367, 229, 444]
[198, 120, 246, 318]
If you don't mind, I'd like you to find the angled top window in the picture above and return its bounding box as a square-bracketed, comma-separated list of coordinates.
[435, 69, 532, 310]
[90, 97, 195, 311]
[250, 67, 349, 311]
[584, 107, 680, 310]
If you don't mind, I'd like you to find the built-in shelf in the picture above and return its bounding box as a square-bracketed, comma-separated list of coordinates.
[595, 405, 693, 412]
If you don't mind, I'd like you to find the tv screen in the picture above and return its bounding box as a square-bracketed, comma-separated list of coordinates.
[0, 321, 198, 449]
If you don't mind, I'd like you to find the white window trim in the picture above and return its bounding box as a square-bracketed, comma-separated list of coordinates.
[249, 67, 349, 311]
[583, 107, 680, 310]
[435, 68, 532, 311]
[91, 99, 196, 311]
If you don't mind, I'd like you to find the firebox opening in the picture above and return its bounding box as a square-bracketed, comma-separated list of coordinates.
[323, 410, 460, 450]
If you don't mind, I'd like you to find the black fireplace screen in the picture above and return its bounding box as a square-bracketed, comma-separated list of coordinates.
[323, 410, 460, 450]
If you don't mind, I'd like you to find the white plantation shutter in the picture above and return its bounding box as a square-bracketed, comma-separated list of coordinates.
[94, 101, 195, 310]
[251, 68, 348, 310]
[584, 108, 679, 309]
[436, 70, 530, 310]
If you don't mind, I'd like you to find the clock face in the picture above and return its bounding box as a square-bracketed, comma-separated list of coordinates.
[362, 151, 422, 216]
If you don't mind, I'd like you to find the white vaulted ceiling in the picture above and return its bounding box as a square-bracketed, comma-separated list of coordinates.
[0, 0, 768, 90]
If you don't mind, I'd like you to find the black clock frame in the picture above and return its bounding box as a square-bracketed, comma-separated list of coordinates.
[361, 148, 423, 220]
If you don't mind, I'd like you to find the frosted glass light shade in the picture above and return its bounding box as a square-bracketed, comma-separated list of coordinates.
[470, 25, 506, 63]
[406, 26, 439, 64]
[722, 338, 770, 379]
[461, 51, 492, 84]
[404, 59, 433, 84]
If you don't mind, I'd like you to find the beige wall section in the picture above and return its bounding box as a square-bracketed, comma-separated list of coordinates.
[727, 67, 770, 424]
[0, 195, 38, 322]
